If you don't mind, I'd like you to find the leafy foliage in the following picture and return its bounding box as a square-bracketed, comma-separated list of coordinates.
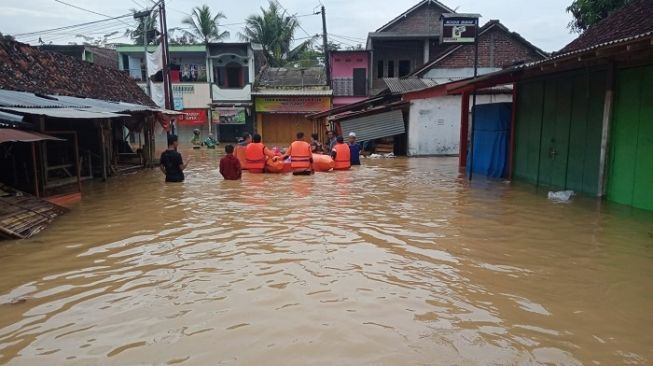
[567, 0, 632, 33]
[181, 5, 229, 44]
[241, 1, 316, 67]
[126, 10, 160, 45]
[0, 32, 15, 41]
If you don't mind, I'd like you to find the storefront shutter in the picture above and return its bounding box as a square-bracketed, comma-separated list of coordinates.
[340, 109, 405, 142]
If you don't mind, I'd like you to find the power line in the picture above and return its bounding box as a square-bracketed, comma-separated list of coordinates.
[53, 0, 133, 27]
[13, 13, 133, 37]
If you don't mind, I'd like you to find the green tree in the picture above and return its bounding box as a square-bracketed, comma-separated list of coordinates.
[126, 10, 160, 45]
[0, 32, 14, 41]
[181, 5, 229, 44]
[567, 0, 631, 33]
[242, 1, 316, 66]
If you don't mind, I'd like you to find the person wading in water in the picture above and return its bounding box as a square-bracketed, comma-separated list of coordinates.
[283, 132, 313, 175]
[160, 134, 190, 182]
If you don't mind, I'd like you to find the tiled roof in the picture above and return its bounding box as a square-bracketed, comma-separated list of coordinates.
[383, 78, 440, 93]
[411, 20, 548, 77]
[257, 66, 327, 87]
[0, 39, 155, 106]
[375, 0, 455, 32]
[559, 0, 653, 53]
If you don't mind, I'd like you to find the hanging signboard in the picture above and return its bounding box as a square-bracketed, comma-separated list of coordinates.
[255, 96, 331, 113]
[175, 109, 208, 126]
[173, 96, 184, 111]
[213, 107, 247, 125]
[441, 14, 480, 44]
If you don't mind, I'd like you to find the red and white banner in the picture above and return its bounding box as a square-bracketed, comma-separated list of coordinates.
[175, 109, 208, 126]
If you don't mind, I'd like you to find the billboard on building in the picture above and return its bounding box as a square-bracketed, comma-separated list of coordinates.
[213, 107, 247, 124]
[441, 14, 480, 44]
[255, 96, 331, 113]
[176, 109, 208, 125]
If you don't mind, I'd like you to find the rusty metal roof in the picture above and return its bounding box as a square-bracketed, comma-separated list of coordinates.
[0, 128, 64, 144]
[383, 78, 440, 94]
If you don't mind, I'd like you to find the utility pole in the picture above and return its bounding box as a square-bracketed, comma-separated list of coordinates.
[133, 10, 151, 97]
[158, 0, 176, 134]
[321, 5, 331, 87]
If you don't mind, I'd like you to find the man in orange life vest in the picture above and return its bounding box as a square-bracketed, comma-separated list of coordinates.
[283, 132, 313, 175]
[244, 134, 276, 173]
[331, 135, 351, 170]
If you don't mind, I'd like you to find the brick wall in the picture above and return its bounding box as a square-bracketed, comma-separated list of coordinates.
[383, 3, 445, 34]
[435, 27, 544, 68]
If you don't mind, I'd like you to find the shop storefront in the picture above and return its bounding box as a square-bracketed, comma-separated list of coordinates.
[212, 106, 253, 142]
[254, 94, 331, 146]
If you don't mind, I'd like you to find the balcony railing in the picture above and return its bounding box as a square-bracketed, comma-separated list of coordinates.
[332, 78, 368, 97]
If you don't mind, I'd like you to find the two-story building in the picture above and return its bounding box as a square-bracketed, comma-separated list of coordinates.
[116, 44, 211, 147]
[367, 0, 455, 95]
[208, 42, 260, 142]
[329, 50, 370, 108]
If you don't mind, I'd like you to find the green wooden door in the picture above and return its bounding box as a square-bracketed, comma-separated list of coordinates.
[513, 81, 545, 184]
[538, 78, 573, 190]
[609, 64, 653, 210]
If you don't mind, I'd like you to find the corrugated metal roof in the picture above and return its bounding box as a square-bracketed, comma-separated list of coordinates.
[252, 89, 333, 96]
[340, 110, 406, 142]
[0, 89, 85, 108]
[0, 108, 129, 119]
[0, 111, 24, 123]
[383, 78, 440, 94]
[52, 95, 154, 113]
[0, 128, 64, 144]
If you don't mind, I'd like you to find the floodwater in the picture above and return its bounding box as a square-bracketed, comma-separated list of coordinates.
[0, 151, 652, 366]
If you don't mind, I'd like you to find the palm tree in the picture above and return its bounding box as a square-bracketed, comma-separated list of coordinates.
[182, 5, 229, 44]
[126, 9, 159, 45]
[241, 1, 305, 67]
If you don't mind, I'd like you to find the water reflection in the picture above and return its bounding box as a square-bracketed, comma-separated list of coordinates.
[0, 153, 651, 365]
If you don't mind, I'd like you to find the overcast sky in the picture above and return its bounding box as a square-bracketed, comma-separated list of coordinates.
[3, 0, 578, 52]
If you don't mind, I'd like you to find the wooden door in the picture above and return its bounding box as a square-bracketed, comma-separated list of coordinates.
[261, 114, 315, 146]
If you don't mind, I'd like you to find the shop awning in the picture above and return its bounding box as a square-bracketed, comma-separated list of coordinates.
[0, 107, 129, 119]
[340, 109, 406, 143]
[0, 129, 64, 144]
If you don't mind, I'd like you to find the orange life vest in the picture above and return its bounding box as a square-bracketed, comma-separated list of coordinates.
[245, 142, 267, 172]
[289, 141, 312, 171]
[333, 143, 351, 170]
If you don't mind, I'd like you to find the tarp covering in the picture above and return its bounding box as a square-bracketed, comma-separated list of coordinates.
[340, 109, 405, 143]
[0, 128, 64, 144]
[467, 103, 512, 178]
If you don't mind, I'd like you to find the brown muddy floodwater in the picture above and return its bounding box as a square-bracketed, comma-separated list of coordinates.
[0, 150, 652, 366]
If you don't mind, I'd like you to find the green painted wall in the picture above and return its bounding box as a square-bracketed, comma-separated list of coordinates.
[608, 64, 653, 211]
[513, 70, 607, 196]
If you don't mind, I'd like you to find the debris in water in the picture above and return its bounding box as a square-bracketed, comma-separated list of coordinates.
[548, 190, 575, 202]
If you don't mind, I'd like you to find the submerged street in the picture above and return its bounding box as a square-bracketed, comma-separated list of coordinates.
[0, 151, 651, 365]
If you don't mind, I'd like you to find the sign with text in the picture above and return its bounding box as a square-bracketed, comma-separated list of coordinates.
[214, 107, 247, 125]
[173, 96, 184, 111]
[175, 108, 208, 126]
[255, 96, 331, 113]
[441, 15, 479, 44]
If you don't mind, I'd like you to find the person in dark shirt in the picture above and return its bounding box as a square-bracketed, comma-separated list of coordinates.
[160, 134, 190, 182]
[220, 144, 242, 180]
[348, 132, 361, 166]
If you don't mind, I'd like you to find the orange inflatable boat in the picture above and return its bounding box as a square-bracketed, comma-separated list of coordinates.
[234, 145, 248, 170]
[264, 154, 334, 173]
[311, 154, 335, 172]
[265, 157, 290, 173]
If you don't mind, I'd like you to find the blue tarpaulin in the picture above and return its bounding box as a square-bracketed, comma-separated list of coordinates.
[467, 103, 512, 178]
